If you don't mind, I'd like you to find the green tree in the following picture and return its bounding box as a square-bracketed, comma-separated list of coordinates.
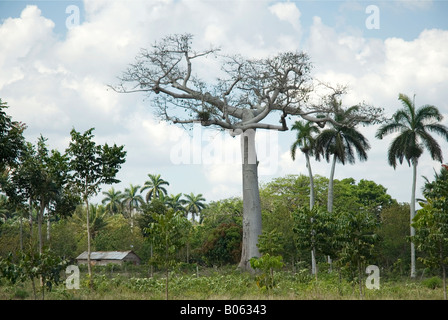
[5, 136, 71, 254]
[337, 210, 380, 298]
[413, 199, 448, 299]
[102, 187, 124, 215]
[290, 120, 320, 210]
[123, 184, 144, 229]
[72, 204, 109, 241]
[94, 214, 143, 252]
[253, 229, 285, 290]
[0, 98, 26, 173]
[140, 173, 169, 203]
[66, 127, 126, 287]
[201, 222, 242, 266]
[292, 205, 336, 278]
[377, 202, 410, 274]
[184, 192, 206, 223]
[0, 249, 68, 300]
[145, 209, 189, 300]
[165, 193, 186, 213]
[200, 197, 242, 227]
[413, 166, 448, 299]
[291, 120, 321, 275]
[376, 93, 448, 278]
[314, 98, 371, 213]
[355, 179, 395, 216]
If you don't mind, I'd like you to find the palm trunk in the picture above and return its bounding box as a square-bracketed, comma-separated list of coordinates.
[410, 161, 417, 278]
[305, 152, 317, 277]
[327, 154, 337, 272]
[327, 154, 337, 213]
[306, 152, 315, 210]
[238, 129, 262, 271]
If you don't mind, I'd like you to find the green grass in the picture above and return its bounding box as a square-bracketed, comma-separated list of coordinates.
[0, 266, 445, 300]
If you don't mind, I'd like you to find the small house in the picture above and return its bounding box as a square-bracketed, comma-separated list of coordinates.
[76, 250, 141, 266]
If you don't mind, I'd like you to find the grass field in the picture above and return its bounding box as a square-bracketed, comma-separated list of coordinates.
[0, 265, 445, 300]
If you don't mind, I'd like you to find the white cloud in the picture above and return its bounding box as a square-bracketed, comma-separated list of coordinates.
[1, 1, 447, 206]
[269, 2, 301, 32]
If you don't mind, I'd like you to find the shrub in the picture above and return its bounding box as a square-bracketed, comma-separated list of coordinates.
[201, 223, 242, 266]
[422, 276, 442, 289]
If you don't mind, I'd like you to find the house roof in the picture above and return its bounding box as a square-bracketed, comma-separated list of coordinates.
[76, 250, 139, 261]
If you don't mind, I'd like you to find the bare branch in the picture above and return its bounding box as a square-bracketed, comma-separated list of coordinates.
[113, 33, 384, 132]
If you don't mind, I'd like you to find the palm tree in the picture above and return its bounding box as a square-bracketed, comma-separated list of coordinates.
[375, 93, 448, 278]
[101, 187, 124, 215]
[73, 204, 109, 239]
[291, 120, 320, 277]
[291, 120, 321, 210]
[314, 100, 371, 213]
[140, 173, 169, 203]
[0, 194, 9, 223]
[165, 193, 186, 213]
[184, 193, 206, 223]
[123, 184, 144, 229]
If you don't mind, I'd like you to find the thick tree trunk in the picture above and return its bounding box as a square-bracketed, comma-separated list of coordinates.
[238, 129, 262, 271]
[410, 162, 417, 278]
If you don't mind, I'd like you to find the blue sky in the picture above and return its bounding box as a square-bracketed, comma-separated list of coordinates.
[2, 1, 447, 40]
[0, 0, 447, 205]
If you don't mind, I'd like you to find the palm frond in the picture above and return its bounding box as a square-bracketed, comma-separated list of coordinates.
[375, 122, 407, 139]
[418, 129, 443, 163]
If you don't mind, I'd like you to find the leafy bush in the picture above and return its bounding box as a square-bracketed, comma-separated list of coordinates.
[422, 276, 442, 289]
[201, 223, 242, 266]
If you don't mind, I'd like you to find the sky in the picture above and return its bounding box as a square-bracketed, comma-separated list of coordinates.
[0, 0, 447, 207]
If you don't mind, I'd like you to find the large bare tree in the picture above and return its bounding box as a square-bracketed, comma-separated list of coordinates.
[111, 34, 383, 271]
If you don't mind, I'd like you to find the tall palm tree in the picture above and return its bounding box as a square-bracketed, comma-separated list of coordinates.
[184, 193, 206, 223]
[123, 184, 144, 229]
[140, 173, 169, 203]
[314, 100, 371, 214]
[101, 187, 124, 215]
[291, 120, 321, 210]
[291, 120, 320, 276]
[376, 93, 448, 278]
